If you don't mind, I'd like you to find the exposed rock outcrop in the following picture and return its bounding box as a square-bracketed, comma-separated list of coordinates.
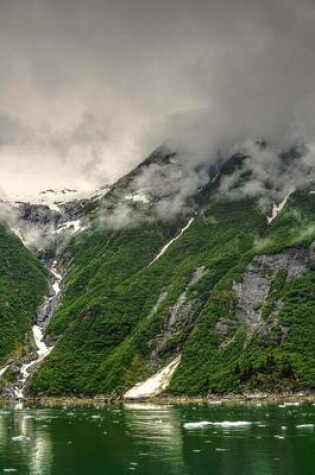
[230, 245, 313, 345]
[150, 266, 207, 367]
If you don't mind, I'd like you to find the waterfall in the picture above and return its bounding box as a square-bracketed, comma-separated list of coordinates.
[12, 261, 63, 400]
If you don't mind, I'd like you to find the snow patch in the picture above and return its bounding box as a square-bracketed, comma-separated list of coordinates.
[267, 192, 292, 224]
[56, 219, 86, 234]
[49, 203, 63, 213]
[0, 365, 8, 378]
[124, 355, 181, 399]
[11, 228, 25, 243]
[149, 218, 194, 265]
[125, 191, 149, 204]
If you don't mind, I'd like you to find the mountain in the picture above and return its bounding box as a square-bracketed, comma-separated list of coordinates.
[1, 145, 315, 399]
[0, 224, 47, 371]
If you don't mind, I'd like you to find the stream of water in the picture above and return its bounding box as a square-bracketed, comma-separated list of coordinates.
[11, 261, 62, 399]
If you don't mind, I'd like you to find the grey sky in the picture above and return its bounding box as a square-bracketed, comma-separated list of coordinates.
[1, 0, 315, 199]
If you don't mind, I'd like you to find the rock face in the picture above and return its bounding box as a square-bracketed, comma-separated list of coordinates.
[18, 203, 61, 226]
[150, 267, 207, 367]
[10, 198, 89, 252]
[17, 200, 87, 228]
[232, 245, 312, 343]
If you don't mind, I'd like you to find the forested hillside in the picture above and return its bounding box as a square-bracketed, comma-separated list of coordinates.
[27, 151, 315, 397]
[0, 224, 48, 364]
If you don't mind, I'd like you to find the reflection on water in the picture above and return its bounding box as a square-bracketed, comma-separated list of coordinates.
[124, 403, 185, 474]
[29, 426, 52, 475]
[0, 403, 53, 475]
[0, 401, 315, 474]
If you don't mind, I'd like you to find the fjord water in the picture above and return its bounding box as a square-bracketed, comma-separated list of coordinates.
[0, 402, 315, 475]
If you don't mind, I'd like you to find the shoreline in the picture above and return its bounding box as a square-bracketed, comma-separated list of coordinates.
[2, 391, 315, 407]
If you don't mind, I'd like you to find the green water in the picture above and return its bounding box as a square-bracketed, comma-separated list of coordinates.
[0, 401, 314, 474]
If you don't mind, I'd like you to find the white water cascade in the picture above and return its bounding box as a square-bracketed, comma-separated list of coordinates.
[13, 261, 62, 400]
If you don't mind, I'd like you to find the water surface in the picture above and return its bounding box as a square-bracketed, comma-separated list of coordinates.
[0, 401, 314, 474]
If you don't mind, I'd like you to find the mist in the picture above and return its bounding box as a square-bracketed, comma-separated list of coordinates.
[1, 0, 315, 200]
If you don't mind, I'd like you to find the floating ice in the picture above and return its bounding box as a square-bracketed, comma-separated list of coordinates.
[184, 421, 252, 430]
[213, 421, 252, 428]
[11, 435, 30, 442]
[184, 421, 211, 430]
[296, 424, 314, 429]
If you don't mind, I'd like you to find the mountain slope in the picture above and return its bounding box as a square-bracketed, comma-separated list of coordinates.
[170, 192, 315, 394]
[3, 147, 315, 398]
[0, 224, 48, 366]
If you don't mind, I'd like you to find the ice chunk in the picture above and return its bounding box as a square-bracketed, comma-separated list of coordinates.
[12, 435, 30, 442]
[184, 421, 252, 430]
[184, 421, 212, 430]
[213, 421, 252, 428]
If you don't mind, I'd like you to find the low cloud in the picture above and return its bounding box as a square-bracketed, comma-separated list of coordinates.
[0, 0, 315, 200]
[219, 141, 315, 208]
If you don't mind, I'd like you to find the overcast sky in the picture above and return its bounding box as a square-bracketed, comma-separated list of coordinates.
[1, 0, 315, 199]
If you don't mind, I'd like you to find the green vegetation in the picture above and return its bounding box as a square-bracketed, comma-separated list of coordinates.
[25, 168, 315, 397]
[2, 149, 315, 398]
[170, 267, 315, 394]
[29, 193, 265, 396]
[0, 224, 48, 364]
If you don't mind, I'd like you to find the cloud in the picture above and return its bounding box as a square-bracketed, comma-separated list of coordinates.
[218, 141, 315, 209]
[0, 0, 315, 199]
